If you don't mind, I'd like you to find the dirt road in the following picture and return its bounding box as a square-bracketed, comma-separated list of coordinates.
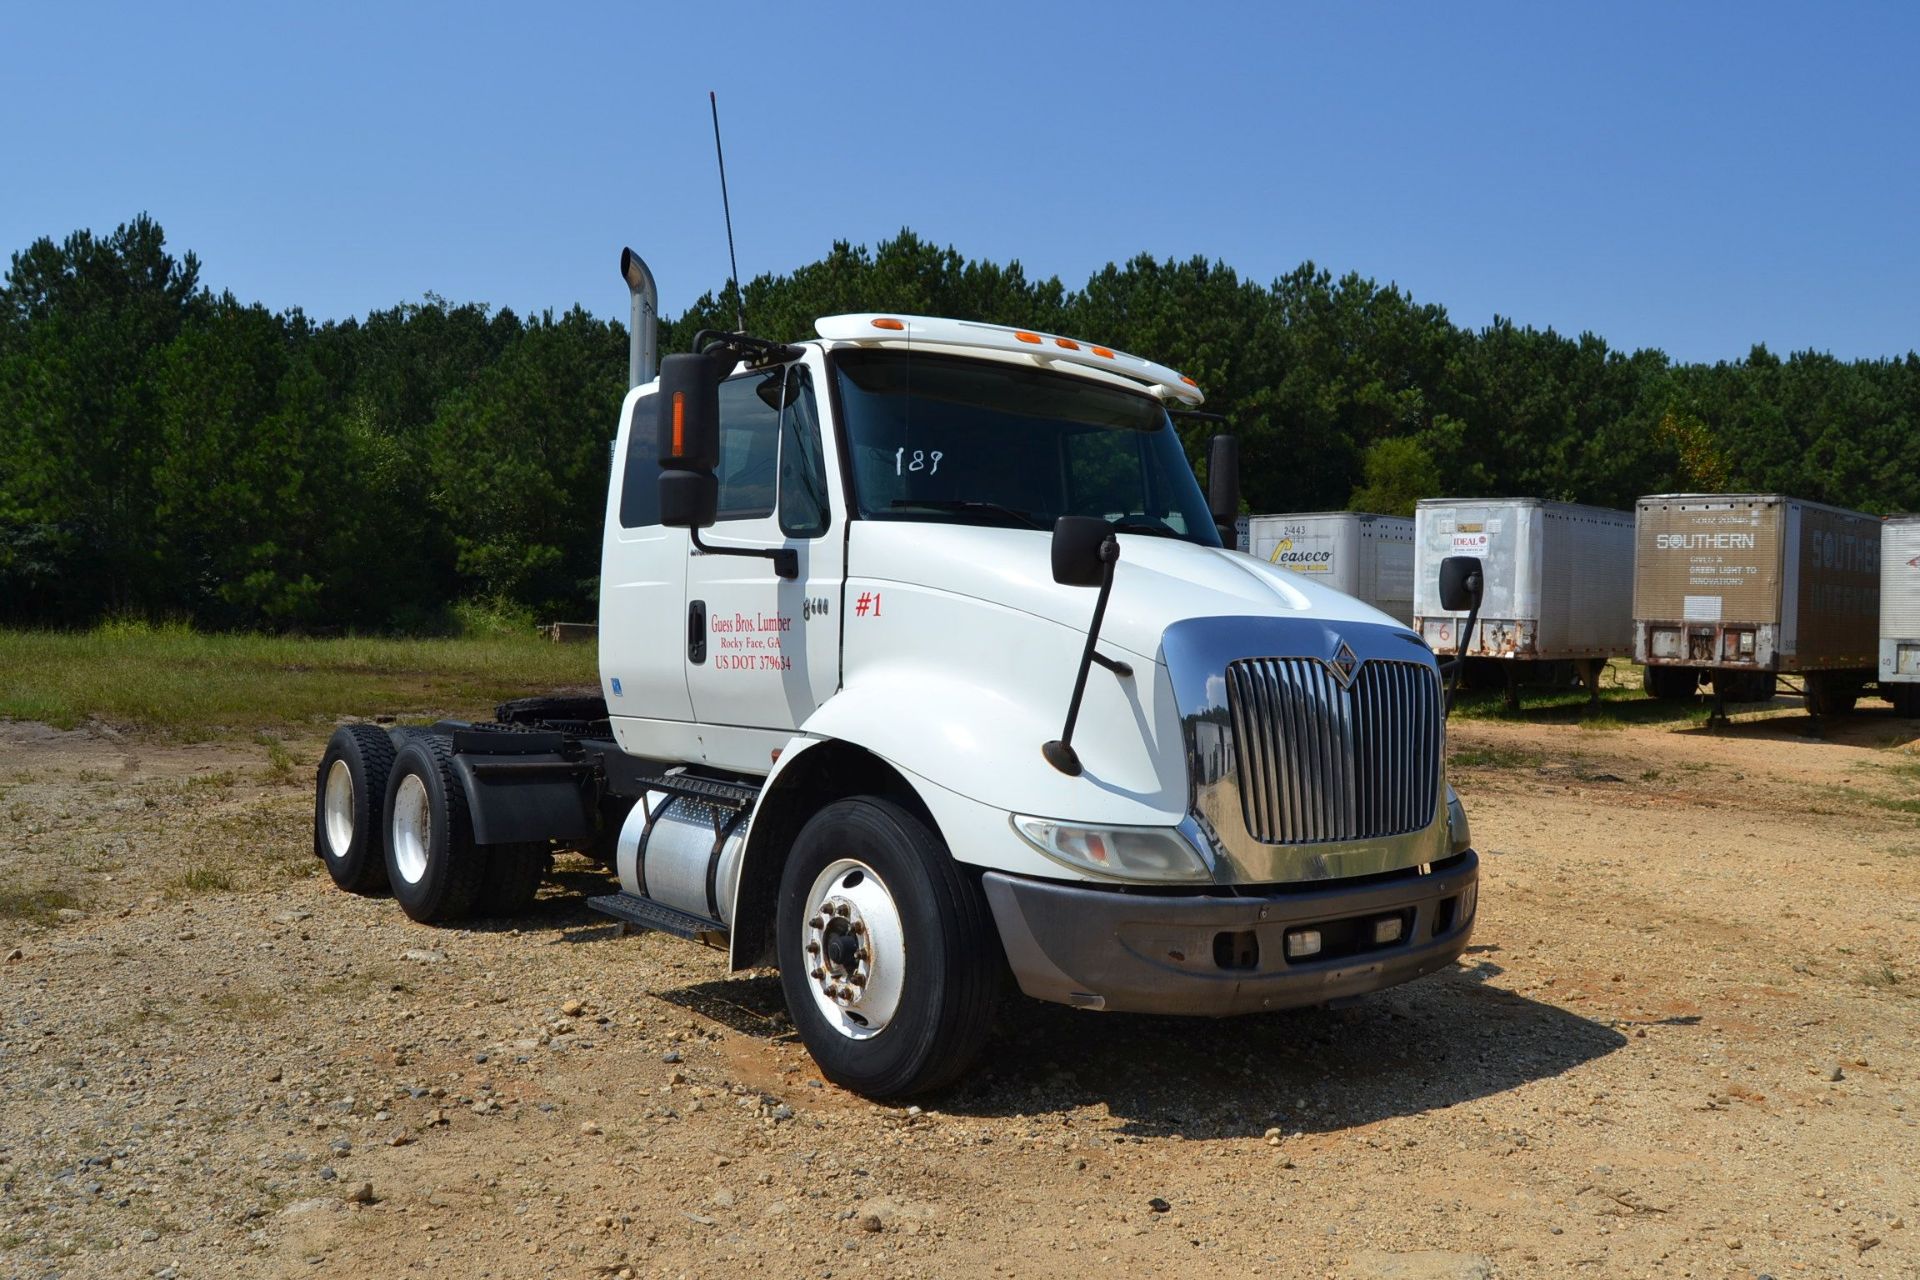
[2, 708, 1917, 1279]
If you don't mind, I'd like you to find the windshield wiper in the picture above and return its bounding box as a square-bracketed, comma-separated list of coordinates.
[890, 499, 1044, 530]
[1108, 515, 1184, 540]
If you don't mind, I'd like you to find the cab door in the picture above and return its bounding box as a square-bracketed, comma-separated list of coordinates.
[683, 358, 843, 767]
[600, 387, 694, 759]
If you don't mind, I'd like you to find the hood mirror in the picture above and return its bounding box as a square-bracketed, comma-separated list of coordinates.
[1043, 517, 1129, 776]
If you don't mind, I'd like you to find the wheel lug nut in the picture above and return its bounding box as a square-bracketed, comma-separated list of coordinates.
[851, 920, 867, 936]
[805, 941, 819, 954]
[851, 973, 867, 987]
[809, 915, 825, 929]
[810, 967, 824, 980]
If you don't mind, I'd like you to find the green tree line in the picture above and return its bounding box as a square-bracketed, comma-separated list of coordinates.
[3, 215, 1916, 631]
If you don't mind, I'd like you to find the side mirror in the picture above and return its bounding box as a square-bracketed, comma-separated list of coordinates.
[659, 469, 717, 530]
[1439, 555, 1484, 612]
[1207, 434, 1240, 546]
[655, 350, 731, 529]
[1052, 515, 1117, 588]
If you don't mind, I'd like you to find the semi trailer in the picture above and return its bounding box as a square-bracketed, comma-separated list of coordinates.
[312, 249, 1483, 1098]
[1633, 494, 1882, 714]
[1248, 512, 1415, 625]
[1413, 498, 1635, 708]
[1879, 515, 1920, 717]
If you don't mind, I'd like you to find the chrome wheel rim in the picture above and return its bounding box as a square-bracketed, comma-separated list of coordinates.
[322, 760, 355, 859]
[801, 859, 905, 1040]
[390, 773, 431, 885]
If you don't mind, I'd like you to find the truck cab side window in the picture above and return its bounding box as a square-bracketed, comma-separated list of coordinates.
[777, 367, 829, 538]
[618, 396, 660, 528]
[715, 374, 779, 520]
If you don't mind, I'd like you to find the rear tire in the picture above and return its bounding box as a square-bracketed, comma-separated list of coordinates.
[1642, 665, 1697, 701]
[382, 737, 485, 924]
[313, 725, 396, 894]
[776, 797, 1000, 1099]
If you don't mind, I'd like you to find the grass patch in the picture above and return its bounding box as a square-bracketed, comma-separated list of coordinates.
[1832, 785, 1920, 820]
[1859, 964, 1911, 995]
[206, 988, 283, 1020]
[172, 865, 236, 895]
[254, 732, 298, 785]
[1878, 754, 1920, 784]
[1450, 684, 1711, 726]
[1449, 744, 1547, 770]
[0, 886, 78, 925]
[0, 620, 597, 738]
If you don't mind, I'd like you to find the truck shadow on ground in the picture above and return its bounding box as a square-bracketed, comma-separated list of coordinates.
[657, 955, 1631, 1139]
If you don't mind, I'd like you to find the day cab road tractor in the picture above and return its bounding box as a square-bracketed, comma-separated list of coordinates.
[311, 248, 1485, 1098]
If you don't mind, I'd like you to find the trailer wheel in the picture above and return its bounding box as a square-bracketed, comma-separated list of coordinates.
[382, 737, 485, 924]
[1642, 665, 1697, 701]
[313, 725, 397, 894]
[478, 843, 548, 917]
[775, 797, 999, 1099]
[1893, 684, 1920, 718]
[1804, 675, 1860, 718]
[1713, 671, 1777, 704]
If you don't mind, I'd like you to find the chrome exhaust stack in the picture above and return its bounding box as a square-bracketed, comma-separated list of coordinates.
[620, 247, 658, 388]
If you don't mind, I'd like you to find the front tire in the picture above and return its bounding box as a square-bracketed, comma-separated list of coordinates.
[382, 737, 485, 924]
[314, 726, 396, 894]
[775, 798, 1000, 1099]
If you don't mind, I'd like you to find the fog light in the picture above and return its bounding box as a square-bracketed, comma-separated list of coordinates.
[1284, 928, 1322, 959]
[1372, 916, 1405, 945]
[1460, 881, 1478, 923]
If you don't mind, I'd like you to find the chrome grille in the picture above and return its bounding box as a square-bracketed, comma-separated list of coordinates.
[1224, 657, 1442, 844]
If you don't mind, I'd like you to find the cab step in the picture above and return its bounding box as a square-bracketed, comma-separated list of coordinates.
[587, 891, 726, 942]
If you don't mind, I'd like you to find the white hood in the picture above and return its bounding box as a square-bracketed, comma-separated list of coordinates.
[850, 522, 1413, 660]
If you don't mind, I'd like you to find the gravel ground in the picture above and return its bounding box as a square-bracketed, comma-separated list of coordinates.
[1, 707, 1917, 1279]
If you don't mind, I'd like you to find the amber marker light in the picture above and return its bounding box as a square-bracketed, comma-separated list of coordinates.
[1053, 337, 1080, 350]
[671, 391, 685, 456]
[1091, 346, 1115, 358]
[1014, 331, 1043, 344]
[870, 318, 905, 330]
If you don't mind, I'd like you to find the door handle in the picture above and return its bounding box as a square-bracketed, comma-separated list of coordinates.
[688, 600, 707, 665]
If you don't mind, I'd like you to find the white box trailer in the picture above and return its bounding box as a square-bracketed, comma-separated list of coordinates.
[1413, 498, 1635, 705]
[1248, 512, 1415, 625]
[1880, 514, 1920, 716]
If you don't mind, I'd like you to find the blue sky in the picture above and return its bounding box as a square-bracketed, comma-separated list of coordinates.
[4, 2, 1915, 363]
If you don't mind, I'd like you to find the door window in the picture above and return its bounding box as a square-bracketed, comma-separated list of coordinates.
[624, 367, 829, 533]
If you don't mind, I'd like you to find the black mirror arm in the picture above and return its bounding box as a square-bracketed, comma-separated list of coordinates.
[1044, 536, 1121, 776]
[690, 527, 799, 580]
[1444, 594, 1483, 716]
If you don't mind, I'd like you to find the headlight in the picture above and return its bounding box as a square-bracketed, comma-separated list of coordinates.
[1010, 815, 1212, 883]
[1446, 785, 1471, 855]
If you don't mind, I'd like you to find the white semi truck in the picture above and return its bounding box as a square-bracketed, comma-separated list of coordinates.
[311, 250, 1483, 1098]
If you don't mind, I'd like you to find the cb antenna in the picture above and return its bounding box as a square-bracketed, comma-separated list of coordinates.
[709, 90, 745, 332]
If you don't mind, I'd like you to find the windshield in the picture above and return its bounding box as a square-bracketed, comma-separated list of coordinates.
[832, 350, 1221, 546]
